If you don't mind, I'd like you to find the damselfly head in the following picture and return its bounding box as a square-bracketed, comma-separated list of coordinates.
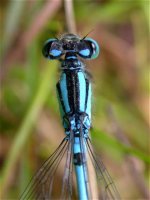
[42, 33, 100, 60]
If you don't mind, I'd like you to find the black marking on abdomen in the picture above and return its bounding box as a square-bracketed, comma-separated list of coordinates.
[74, 153, 84, 165]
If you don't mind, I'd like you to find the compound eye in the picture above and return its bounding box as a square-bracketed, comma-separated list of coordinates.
[79, 49, 90, 57]
[78, 41, 91, 58]
[50, 49, 62, 57]
[78, 38, 100, 59]
[42, 39, 63, 59]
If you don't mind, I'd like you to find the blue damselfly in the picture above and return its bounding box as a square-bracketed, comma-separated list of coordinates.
[20, 33, 121, 200]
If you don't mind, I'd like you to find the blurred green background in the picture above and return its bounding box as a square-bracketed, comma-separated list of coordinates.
[0, 0, 149, 199]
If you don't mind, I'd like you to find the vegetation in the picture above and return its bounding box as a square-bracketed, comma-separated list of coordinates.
[0, 0, 149, 199]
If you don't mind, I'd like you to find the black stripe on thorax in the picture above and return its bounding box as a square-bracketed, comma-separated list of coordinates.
[65, 70, 80, 113]
[84, 78, 89, 111]
[56, 83, 67, 115]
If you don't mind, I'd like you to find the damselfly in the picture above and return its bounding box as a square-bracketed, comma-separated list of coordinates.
[20, 33, 121, 200]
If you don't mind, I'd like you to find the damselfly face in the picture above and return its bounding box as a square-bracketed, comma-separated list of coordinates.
[42, 33, 100, 60]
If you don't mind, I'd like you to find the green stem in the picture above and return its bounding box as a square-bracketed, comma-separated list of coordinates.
[0, 62, 57, 196]
[92, 128, 150, 164]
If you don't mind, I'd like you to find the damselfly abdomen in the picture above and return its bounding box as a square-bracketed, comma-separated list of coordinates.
[20, 33, 121, 200]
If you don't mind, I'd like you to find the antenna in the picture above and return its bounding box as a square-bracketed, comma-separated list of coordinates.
[81, 29, 95, 40]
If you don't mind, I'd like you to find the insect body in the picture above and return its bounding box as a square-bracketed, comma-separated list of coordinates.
[20, 33, 120, 200]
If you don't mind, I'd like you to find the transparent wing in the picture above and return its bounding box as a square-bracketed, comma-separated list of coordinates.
[20, 137, 76, 200]
[60, 133, 74, 200]
[20, 135, 121, 200]
[85, 137, 121, 200]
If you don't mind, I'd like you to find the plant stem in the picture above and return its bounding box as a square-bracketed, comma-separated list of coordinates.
[0, 62, 57, 197]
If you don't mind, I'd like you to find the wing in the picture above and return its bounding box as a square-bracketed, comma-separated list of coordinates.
[85, 137, 121, 200]
[20, 137, 76, 200]
[20, 135, 121, 200]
